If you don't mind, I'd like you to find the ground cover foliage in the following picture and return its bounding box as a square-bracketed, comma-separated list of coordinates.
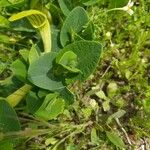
[0, 0, 150, 149]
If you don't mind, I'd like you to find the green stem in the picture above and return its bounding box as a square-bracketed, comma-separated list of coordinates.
[6, 84, 32, 107]
[106, 8, 123, 13]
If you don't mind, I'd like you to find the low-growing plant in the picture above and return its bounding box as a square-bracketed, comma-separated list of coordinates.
[0, 0, 149, 149]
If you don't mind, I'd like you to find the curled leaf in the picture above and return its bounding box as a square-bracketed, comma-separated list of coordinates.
[9, 9, 51, 52]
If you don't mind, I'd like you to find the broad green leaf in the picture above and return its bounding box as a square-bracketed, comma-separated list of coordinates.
[81, 21, 94, 40]
[0, 99, 20, 132]
[29, 45, 40, 64]
[106, 131, 125, 149]
[19, 49, 29, 63]
[9, 9, 51, 52]
[28, 52, 64, 91]
[11, 58, 27, 82]
[46, 3, 63, 26]
[58, 0, 80, 16]
[56, 51, 81, 73]
[56, 41, 102, 81]
[37, 89, 49, 99]
[60, 6, 88, 47]
[58, 88, 75, 105]
[26, 91, 43, 114]
[35, 93, 65, 120]
[51, 26, 62, 52]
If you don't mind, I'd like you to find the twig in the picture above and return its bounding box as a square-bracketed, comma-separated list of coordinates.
[115, 118, 132, 146]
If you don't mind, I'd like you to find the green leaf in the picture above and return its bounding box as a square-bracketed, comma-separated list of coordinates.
[0, 99, 20, 132]
[29, 45, 40, 64]
[56, 41, 102, 81]
[9, 9, 51, 52]
[19, 49, 29, 63]
[91, 128, 99, 145]
[11, 58, 27, 82]
[26, 91, 43, 114]
[106, 131, 125, 149]
[51, 26, 62, 52]
[58, 0, 80, 16]
[58, 0, 71, 16]
[46, 4, 63, 26]
[66, 144, 77, 150]
[35, 93, 65, 120]
[60, 6, 88, 47]
[81, 21, 94, 40]
[56, 51, 81, 73]
[107, 110, 126, 124]
[28, 52, 64, 91]
[58, 88, 75, 105]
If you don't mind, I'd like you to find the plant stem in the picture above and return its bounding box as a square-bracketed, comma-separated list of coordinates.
[6, 84, 32, 107]
[106, 8, 123, 13]
[115, 118, 132, 145]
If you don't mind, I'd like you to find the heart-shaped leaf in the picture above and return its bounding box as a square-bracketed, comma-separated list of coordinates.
[28, 52, 64, 91]
[35, 93, 65, 120]
[56, 51, 81, 73]
[0, 99, 20, 132]
[60, 6, 88, 47]
[56, 41, 102, 81]
[11, 58, 27, 82]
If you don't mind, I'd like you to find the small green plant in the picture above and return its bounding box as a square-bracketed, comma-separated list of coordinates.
[0, 0, 150, 149]
[0, 0, 102, 148]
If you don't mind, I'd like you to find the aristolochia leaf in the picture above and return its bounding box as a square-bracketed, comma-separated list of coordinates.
[28, 52, 64, 90]
[56, 41, 102, 81]
[0, 99, 20, 132]
[60, 7, 88, 47]
[35, 93, 65, 120]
